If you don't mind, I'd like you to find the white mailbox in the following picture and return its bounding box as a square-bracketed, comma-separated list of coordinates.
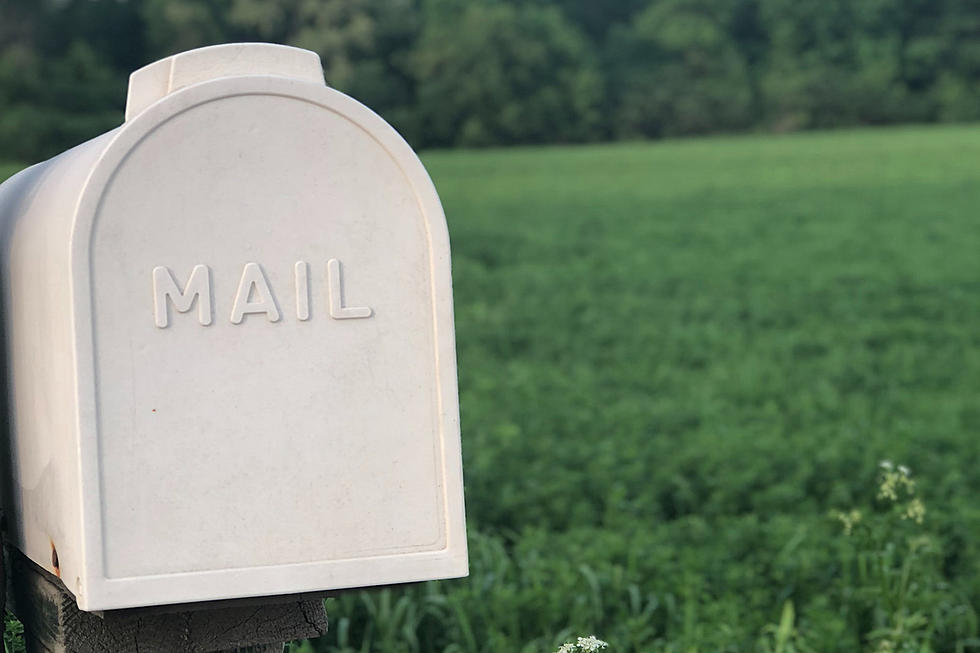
[0, 43, 467, 611]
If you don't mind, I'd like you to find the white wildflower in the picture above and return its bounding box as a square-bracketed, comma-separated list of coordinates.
[554, 634, 608, 652]
[903, 498, 926, 524]
[880, 460, 894, 470]
[833, 509, 862, 535]
[878, 462, 915, 502]
[576, 635, 609, 651]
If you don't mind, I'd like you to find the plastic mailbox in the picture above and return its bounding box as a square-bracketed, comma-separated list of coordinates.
[0, 43, 467, 611]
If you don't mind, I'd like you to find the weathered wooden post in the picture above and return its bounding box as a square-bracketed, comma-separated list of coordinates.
[0, 43, 467, 652]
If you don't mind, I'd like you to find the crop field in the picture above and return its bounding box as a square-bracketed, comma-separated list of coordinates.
[3, 124, 980, 652]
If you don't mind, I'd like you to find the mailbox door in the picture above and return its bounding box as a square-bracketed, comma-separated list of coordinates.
[69, 71, 466, 609]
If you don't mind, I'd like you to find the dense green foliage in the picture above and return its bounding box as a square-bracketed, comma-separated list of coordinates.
[319, 124, 980, 651]
[2, 0, 980, 162]
[3, 124, 980, 651]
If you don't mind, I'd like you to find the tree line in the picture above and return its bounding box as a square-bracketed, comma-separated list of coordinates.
[1, 0, 978, 162]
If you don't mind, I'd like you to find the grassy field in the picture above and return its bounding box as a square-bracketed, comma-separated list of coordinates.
[0, 162, 23, 183]
[3, 124, 980, 651]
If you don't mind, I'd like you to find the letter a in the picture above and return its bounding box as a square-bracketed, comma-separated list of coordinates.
[153, 265, 212, 328]
[231, 262, 281, 324]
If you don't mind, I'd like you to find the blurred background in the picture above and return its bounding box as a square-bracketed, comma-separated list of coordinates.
[2, 0, 980, 160]
[2, 1, 980, 652]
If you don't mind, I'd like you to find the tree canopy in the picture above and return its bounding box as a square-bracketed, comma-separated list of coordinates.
[1, 0, 978, 162]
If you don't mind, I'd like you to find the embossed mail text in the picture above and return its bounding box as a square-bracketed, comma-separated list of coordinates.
[152, 259, 372, 327]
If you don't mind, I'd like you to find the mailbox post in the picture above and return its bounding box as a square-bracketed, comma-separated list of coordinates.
[0, 43, 467, 651]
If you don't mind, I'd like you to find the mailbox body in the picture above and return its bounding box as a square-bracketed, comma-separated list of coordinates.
[0, 44, 467, 611]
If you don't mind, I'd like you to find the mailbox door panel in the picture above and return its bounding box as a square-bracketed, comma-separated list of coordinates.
[86, 91, 451, 580]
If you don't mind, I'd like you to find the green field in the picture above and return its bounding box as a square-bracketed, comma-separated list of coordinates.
[3, 124, 980, 651]
[0, 162, 23, 183]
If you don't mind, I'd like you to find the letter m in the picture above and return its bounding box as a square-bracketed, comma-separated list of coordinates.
[153, 265, 212, 328]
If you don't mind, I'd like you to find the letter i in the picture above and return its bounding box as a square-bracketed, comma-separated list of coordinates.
[295, 261, 310, 321]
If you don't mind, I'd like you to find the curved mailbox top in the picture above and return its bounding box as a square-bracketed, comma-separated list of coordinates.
[0, 43, 467, 611]
[125, 43, 326, 120]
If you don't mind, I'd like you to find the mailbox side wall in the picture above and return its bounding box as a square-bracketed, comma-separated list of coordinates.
[0, 131, 117, 604]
